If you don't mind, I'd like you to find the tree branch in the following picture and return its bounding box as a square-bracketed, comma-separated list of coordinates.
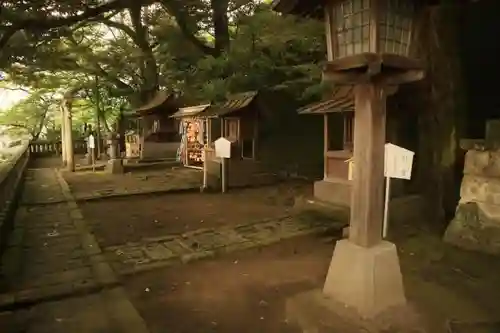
[99, 18, 141, 45]
[128, 4, 158, 95]
[65, 34, 134, 93]
[0, 86, 30, 94]
[0, 0, 150, 50]
[159, 1, 218, 57]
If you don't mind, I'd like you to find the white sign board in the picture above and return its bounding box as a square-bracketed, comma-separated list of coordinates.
[215, 137, 231, 158]
[384, 143, 414, 180]
[88, 134, 95, 149]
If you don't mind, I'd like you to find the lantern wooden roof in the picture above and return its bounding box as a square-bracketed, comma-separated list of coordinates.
[272, 0, 439, 17]
[298, 85, 398, 114]
[200, 91, 259, 118]
[170, 103, 212, 118]
[133, 91, 179, 116]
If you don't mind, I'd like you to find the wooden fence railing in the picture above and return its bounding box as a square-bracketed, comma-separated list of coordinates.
[29, 139, 88, 156]
[0, 144, 30, 254]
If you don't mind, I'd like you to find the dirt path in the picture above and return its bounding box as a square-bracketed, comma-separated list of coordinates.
[80, 182, 312, 247]
[123, 235, 331, 333]
[121, 225, 500, 333]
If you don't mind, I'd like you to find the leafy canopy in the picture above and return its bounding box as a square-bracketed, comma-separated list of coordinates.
[1, 1, 326, 139]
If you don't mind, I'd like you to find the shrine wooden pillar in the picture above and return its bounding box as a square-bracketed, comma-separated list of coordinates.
[349, 83, 387, 247]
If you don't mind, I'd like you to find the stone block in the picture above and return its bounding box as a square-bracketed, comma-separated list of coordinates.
[464, 150, 500, 178]
[460, 175, 500, 205]
[323, 240, 406, 318]
[142, 243, 175, 261]
[314, 179, 351, 207]
[106, 159, 124, 174]
[460, 139, 486, 151]
[286, 290, 425, 333]
[444, 202, 500, 255]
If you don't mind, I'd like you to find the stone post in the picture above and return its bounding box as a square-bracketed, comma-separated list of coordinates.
[106, 132, 124, 174]
[60, 104, 67, 166]
[62, 95, 75, 172]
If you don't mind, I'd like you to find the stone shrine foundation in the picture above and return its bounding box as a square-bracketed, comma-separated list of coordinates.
[445, 120, 500, 255]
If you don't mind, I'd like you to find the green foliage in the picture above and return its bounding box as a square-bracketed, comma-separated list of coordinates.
[169, 7, 326, 102]
[1, 2, 327, 137]
[0, 89, 56, 139]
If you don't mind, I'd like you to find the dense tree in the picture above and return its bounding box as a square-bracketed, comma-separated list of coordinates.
[1, 2, 325, 140]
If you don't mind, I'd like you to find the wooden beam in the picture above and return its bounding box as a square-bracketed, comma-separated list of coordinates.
[324, 53, 423, 73]
[323, 68, 423, 86]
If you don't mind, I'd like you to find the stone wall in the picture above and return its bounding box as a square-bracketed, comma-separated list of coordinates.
[444, 121, 500, 255]
[0, 144, 30, 255]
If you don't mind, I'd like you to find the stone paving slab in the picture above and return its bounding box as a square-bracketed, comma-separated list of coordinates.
[0, 203, 96, 295]
[21, 169, 67, 205]
[0, 287, 149, 333]
[0, 167, 150, 333]
[73, 183, 202, 202]
[64, 167, 203, 202]
[104, 214, 346, 276]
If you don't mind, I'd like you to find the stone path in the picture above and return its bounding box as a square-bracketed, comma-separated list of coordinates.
[0, 168, 149, 333]
[104, 213, 345, 276]
[64, 167, 203, 202]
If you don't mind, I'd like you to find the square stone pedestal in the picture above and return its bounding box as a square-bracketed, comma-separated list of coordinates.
[106, 159, 124, 174]
[286, 290, 426, 333]
[286, 240, 427, 332]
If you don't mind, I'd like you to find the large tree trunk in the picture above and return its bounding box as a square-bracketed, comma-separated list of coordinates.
[211, 0, 230, 53]
[405, 5, 467, 227]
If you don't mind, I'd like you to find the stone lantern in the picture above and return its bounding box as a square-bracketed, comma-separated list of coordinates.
[106, 130, 124, 174]
[273, 0, 431, 330]
[320, 0, 425, 84]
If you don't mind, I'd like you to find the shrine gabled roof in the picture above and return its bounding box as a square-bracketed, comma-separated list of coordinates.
[133, 91, 179, 116]
[298, 86, 354, 114]
[170, 103, 211, 118]
[200, 91, 259, 118]
[298, 85, 398, 115]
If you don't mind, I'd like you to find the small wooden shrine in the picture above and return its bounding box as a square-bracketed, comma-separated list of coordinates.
[201, 91, 277, 188]
[170, 104, 212, 169]
[129, 91, 181, 160]
[299, 85, 398, 206]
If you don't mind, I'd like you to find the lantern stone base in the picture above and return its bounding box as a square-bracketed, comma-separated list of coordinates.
[286, 290, 426, 333]
[286, 240, 424, 332]
[106, 158, 124, 174]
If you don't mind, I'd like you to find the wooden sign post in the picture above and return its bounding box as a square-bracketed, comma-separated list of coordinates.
[383, 143, 415, 238]
[214, 137, 231, 193]
[202, 147, 207, 190]
[88, 134, 96, 172]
